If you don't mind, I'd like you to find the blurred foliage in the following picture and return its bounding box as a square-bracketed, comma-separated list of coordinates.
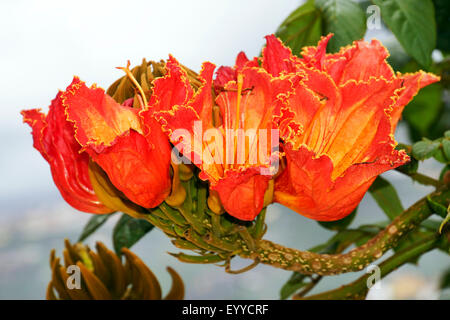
[411, 132, 450, 164]
[372, 0, 436, 68]
[316, 0, 366, 52]
[433, 0, 450, 53]
[275, 0, 322, 55]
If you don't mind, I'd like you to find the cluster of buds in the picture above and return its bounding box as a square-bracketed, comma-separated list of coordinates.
[48, 240, 184, 300]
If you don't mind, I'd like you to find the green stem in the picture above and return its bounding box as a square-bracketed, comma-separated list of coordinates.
[407, 172, 441, 188]
[300, 234, 440, 300]
[239, 188, 450, 275]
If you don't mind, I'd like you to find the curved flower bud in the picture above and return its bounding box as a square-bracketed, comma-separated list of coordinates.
[60, 77, 172, 209]
[262, 34, 439, 221]
[21, 94, 112, 214]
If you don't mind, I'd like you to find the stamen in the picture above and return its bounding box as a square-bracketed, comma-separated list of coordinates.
[233, 73, 244, 167]
[116, 60, 148, 107]
[235, 73, 244, 131]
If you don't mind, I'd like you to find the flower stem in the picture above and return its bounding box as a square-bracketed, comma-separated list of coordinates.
[239, 188, 450, 275]
[298, 234, 440, 300]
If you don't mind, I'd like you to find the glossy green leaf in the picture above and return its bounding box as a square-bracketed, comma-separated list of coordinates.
[113, 214, 154, 255]
[372, 0, 436, 68]
[315, 0, 366, 52]
[78, 212, 116, 242]
[275, 0, 322, 55]
[369, 176, 404, 220]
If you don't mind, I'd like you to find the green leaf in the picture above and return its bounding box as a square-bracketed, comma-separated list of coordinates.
[275, 0, 322, 55]
[442, 139, 450, 161]
[403, 83, 443, 138]
[315, 0, 366, 52]
[412, 140, 440, 160]
[372, 0, 436, 68]
[369, 176, 404, 219]
[433, 147, 448, 164]
[318, 208, 357, 231]
[112, 214, 154, 255]
[427, 195, 448, 218]
[445, 131, 450, 139]
[78, 212, 116, 242]
[280, 273, 309, 300]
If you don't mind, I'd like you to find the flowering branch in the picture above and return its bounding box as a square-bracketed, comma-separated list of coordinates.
[297, 233, 444, 300]
[239, 187, 450, 276]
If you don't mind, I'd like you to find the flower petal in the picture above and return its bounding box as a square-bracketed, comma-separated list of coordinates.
[62, 77, 142, 153]
[275, 143, 408, 221]
[22, 94, 112, 214]
[213, 51, 258, 93]
[92, 130, 171, 208]
[148, 55, 193, 112]
[212, 168, 270, 221]
[62, 77, 171, 208]
[262, 34, 299, 76]
[390, 71, 440, 128]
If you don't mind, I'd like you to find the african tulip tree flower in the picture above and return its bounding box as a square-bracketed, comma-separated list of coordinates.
[22, 77, 172, 212]
[21, 93, 113, 214]
[61, 77, 172, 209]
[152, 56, 284, 221]
[264, 34, 439, 221]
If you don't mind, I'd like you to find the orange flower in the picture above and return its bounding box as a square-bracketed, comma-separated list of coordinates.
[262, 34, 440, 221]
[21, 93, 112, 214]
[152, 56, 285, 220]
[61, 77, 172, 209]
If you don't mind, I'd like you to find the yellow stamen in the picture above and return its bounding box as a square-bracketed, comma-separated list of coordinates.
[116, 60, 148, 107]
[235, 73, 244, 131]
[233, 73, 244, 167]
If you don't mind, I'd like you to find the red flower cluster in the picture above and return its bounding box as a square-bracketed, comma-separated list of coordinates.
[22, 34, 438, 221]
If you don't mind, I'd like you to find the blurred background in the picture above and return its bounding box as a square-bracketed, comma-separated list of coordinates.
[0, 0, 449, 299]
